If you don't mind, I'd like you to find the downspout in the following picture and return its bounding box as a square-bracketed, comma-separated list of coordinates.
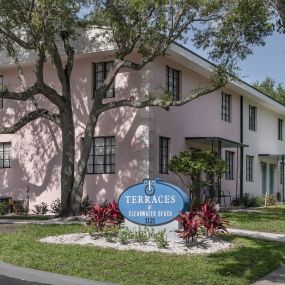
[240, 96, 244, 198]
[281, 154, 285, 203]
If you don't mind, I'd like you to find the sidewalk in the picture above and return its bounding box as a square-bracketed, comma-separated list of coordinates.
[228, 228, 285, 243]
[0, 261, 117, 285]
[252, 265, 285, 285]
[228, 228, 285, 285]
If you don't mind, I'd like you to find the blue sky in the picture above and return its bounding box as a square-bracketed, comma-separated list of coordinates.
[185, 32, 285, 86]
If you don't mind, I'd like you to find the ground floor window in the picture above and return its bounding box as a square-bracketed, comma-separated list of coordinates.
[246, 155, 254, 182]
[159, 137, 169, 174]
[0, 142, 11, 168]
[87, 136, 115, 174]
[225, 151, 234, 180]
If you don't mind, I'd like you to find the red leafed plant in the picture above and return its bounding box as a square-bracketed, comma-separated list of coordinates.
[90, 203, 110, 230]
[176, 211, 200, 246]
[107, 200, 124, 226]
[90, 200, 124, 230]
[198, 203, 229, 237]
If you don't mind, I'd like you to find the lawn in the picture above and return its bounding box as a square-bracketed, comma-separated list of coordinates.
[0, 224, 284, 285]
[221, 209, 285, 233]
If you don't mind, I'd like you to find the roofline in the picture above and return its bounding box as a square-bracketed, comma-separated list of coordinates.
[173, 42, 285, 109]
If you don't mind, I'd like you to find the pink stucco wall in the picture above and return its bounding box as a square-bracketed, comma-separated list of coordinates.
[150, 56, 241, 201]
[0, 51, 242, 210]
[0, 52, 152, 209]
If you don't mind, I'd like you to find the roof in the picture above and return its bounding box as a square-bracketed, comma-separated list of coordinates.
[185, 137, 248, 148]
[169, 43, 285, 116]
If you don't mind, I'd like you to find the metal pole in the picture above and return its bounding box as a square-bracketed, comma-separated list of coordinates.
[282, 154, 285, 203]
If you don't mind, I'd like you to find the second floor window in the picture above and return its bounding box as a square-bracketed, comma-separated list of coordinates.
[0, 76, 3, 109]
[166, 66, 180, 101]
[225, 151, 234, 180]
[159, 137, 169, 174]
[221, 93, 231, 122]
[94, 62, 115, 98]
[87, 136, 115, 174]
[0, 142, 11, 168]
[246, 155, 254, 182]
[278, 119, 283, 141]
[249, 105, 257, 131]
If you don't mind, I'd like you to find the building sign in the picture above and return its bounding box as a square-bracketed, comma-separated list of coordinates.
[118, 178, 190, 226]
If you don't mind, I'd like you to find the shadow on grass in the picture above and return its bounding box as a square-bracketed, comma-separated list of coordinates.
[207, 235, 285, 283]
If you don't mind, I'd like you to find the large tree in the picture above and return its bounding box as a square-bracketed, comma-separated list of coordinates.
[0, 0, 275, 216]
[253, 77, 285, 104]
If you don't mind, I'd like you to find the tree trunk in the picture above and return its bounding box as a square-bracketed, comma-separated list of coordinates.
[62, 107, 100, 216]
[59, 105, 75, 215]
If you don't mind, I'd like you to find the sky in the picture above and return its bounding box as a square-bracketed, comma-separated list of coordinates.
[185, 31, 285, 86]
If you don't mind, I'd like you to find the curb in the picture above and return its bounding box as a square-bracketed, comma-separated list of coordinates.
[0, 261, 117, 285]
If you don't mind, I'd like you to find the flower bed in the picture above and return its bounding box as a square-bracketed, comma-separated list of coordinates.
[40, 232, 233, 255]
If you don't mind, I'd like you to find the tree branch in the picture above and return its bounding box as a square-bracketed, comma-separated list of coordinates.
[0, 25, 34, 49]
[0, 109, 60, 134]
[101, 85, 222, 111]
[0, 85, 39, 101]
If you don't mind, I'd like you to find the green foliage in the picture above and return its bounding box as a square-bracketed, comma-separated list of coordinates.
[252, 77, 285, 104]
[32, 202, 49, 215]
[50, 199, 62, 215]
[0, 202, 9, 215]
[80, 195, 93, 215]
[193, 0, 274, 70]
[153, 230, 169, 249]
[232, 194, 277, 208]
[12, 201, 29, 215]
[169, 150, 226, 208]
[118, 228, 134, 245]
[133, 228, 150, 245]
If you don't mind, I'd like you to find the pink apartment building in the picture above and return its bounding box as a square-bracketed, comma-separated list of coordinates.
[0, 40, 284, 210]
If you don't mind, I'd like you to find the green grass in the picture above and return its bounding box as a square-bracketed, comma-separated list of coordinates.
[258, 205, 285, 214]
[222, 211, 285, 233]
[0, 225, 284, 285]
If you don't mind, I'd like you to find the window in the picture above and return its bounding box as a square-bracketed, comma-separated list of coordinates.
[280, 163, 284, 185]
[278, 119, 283, 141]
[246, 155, 254, 182]
[0, 76, 3, 109]
[94, 62, 115, 98]
[225, 151, 234, 180]
[166, 66, 180, 101]
[87, 136, 115, 174]
[221, 93, 231, 122]
[249, 105, 257, 131]
[159, 137, 169, 174]
[0, 142, 11, 168]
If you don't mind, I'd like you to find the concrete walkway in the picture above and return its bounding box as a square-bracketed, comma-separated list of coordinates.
[252, 265, 285, 285]
[228, 228, 285, 285]
[228, 228, 285, 243]
[0, 261, 116, 285]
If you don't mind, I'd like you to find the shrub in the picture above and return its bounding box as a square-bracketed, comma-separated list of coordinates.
[134, 228, 150, 244]
[32, 202, 49, 215]
[266, 194, 277, 206]
[153, 230, 169, 248]
[118, 228, 134, 245]
[13, 200, 29, 215]
[90, 203, 110, 230]
[81, 195, 93, 215]
[107, 200, 124, 226]
[50, 199, 62, 215]
[198, 203, 229, 237]
[0, 201, 9, 215]
[102, 226, 120, 243]
[176, 211, 200, 246]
